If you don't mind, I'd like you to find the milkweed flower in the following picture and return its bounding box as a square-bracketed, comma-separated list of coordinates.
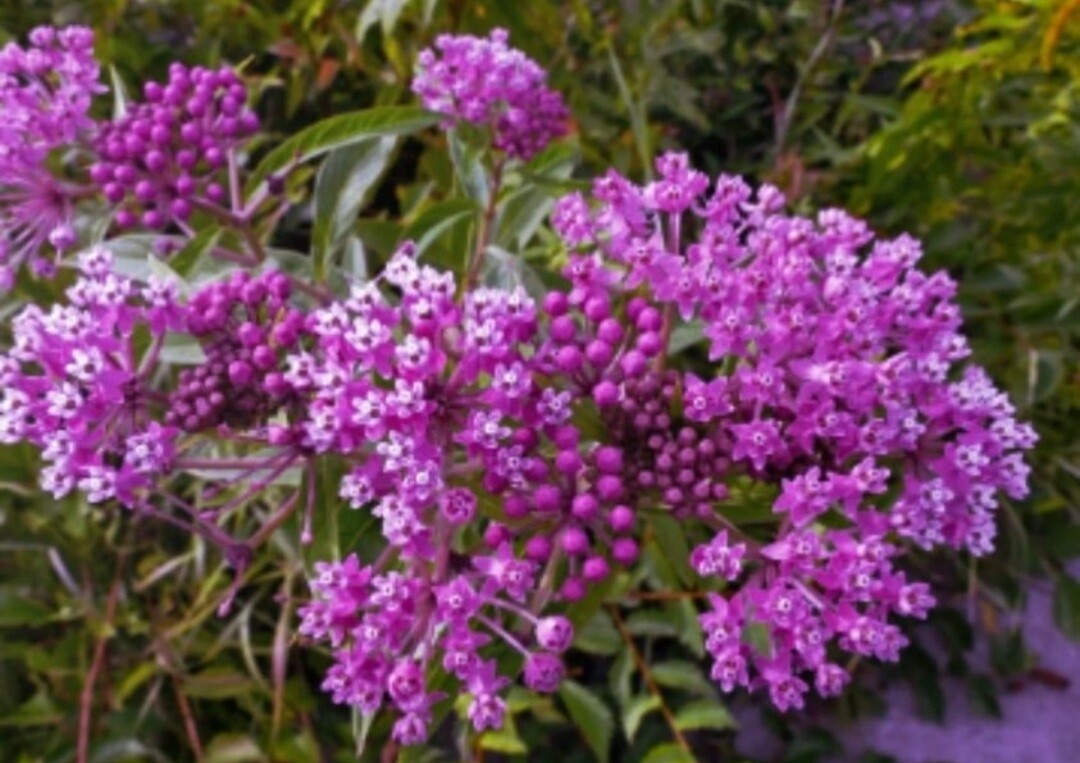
[0, 26, 103, 284]
[412, 28, 568, 160]
[548, 150, 1036, 710]
[0, 246, 181, 505]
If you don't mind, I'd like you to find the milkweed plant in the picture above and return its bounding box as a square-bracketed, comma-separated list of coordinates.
[0, 25, 1035, 750]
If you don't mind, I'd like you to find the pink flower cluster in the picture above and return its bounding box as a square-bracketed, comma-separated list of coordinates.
[412, 28, 569, 160]
[0, 247, 181, 505]
[0, 25, 103, 283]
[550, 150, 1036, 710]
[292, 245, 641, 740]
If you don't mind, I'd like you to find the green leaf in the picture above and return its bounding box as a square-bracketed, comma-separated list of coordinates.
[495, 144, 577, 249]
[574, 610, 622, 656]
[674, 699, 735, 731]
[1053, 574, 1080, 640]
[90, 739, 170, 763]
[407, 199, 477, 260]
[966, 674, 1002, 718]
[0, 588, 50, 627]
[448, 127, 490, 206]
[742, 621, 773, 657]
[478, 722, 527, 755]
[245, 107, 440, 195]
[649, 514, 695, 586]
[302, 457, 346, 568]
[650, 661, 714, 697]
[0, 693, 60, 727]
[159, 334, 207, 365]
[668, 321, 705, 355]
[558, 680, 614, 763]
[621, 694, 660, 742]
[640, 743, 696, 763]
[184, 668, 257, 699]
[170, 226, 223, 280]
[109, 65, 129, 120]
[311, 137, 398, 280]
[205, 734, 265, 763]
[356, 0, 409, 39]
[625, 608, 679, 639]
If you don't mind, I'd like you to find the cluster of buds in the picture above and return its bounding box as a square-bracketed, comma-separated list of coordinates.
[90, 63, 259, 229]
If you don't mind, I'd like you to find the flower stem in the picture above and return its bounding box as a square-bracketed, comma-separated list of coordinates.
[463, 159, 505, 292]
[609, 605, 693, 754]
[76, 556, 124, 763]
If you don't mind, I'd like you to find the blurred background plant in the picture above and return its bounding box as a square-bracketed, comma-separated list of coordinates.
[0, 1, 1077, 761]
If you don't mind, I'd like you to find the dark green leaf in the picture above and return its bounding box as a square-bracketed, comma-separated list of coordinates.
[674, 699, 736, 731]
[558, 680, 613, 763]
[311, 137, 398, 279]
[640, 743, 696, 763]
[620, 694, 659, 742]
[650, 661, 714, 697]
[1053, 574, 1080, 641]
[246, 107, 439, 194]
[649, 515, 695, 587]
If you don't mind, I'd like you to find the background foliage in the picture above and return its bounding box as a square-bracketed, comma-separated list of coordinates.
[1, 1, 1079, 761]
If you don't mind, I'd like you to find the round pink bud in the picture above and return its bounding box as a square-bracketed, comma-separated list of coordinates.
[608, 505, 634, 533]
[552, 425, 580, 450]
[535, 616, 574, 653]
[612, 538, 640, 565]
[263, 372, 287, 396]
[585, 339, 614, 367]
[636, 331, 663, 357]
[620, 350, 647, 377]
[582, 556, 609, 582]
[556, 450, 583, 476]
[636, 306, 663, 332]
[594, 446, 623, 474]
[534, 485, 562, 513]
[525, 535, 553, 561]
[543, 292, 569, 316]
[227, 361, 253, 386]
[584, 295, 610, 321]
[571, 493, 598, 521]
[237, 322, 263, 347]
[560, 577, 586, 601]
[523, 652, 565, 693]
[556, 345, 583, 372]
[252, 345, 276, 371]
[596, 474, 624, 501]
[485, 523, 511, 548]
[504, 494, 529, 519]
[170, 198, 192, 221]
[561, 526, 590, 556]
[550, 315, 577, 343]
[593, 380, 620, 407]
[597, 318, 624, 345]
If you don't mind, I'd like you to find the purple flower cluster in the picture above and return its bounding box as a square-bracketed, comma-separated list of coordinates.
[294, 245, 606, 739]
[0, 26, 102, 284]
[550, 151, 1036, 710]
[90, 63, 259, 228]
[0, 247, 181, 505]
[412, 28, 568, 160]
[0, 24, 1039, 748]
[167, 270, 306, 432]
